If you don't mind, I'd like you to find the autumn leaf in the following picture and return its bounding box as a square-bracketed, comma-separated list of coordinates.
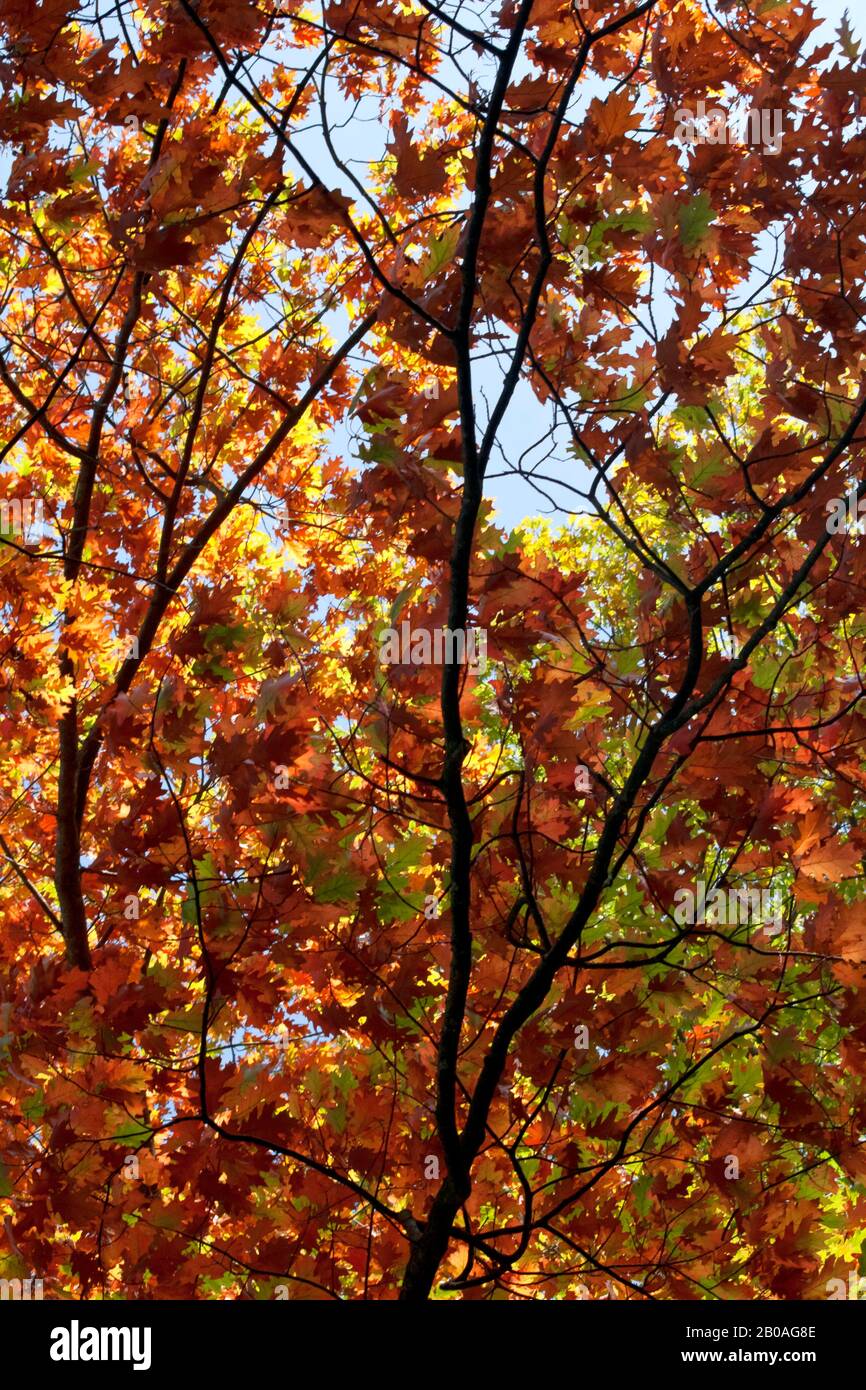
[1, 0, 865, 1319]
[587, 91, 641, 146]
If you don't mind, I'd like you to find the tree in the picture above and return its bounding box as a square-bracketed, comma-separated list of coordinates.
[1, 0, 866, 1302]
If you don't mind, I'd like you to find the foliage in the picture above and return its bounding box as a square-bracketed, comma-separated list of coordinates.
[1, 0, 866, 1301]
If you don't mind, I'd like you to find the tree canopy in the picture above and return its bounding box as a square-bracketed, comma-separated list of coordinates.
[1, 0, 866, 1301]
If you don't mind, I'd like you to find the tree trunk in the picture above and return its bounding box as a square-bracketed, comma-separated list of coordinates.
[54, 688, 91, 971]
[398, 1179, 464, 1302]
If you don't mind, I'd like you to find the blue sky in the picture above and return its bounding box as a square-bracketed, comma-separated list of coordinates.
[2, 2, 861, 536]
[478, 0, 866, 531]
[306, 0, 865, 534]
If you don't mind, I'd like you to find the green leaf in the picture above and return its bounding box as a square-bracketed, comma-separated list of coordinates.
[70, 159, 100, 185]
[684, 446, 727, 491]
[305, 1067, 327, 1104]
[193, 853, 219, 888]
[328, 1098, 348, 1134]
[181, 895, 200, 924]
[307, 852, 365, 904]
[750, 650, 782, 691]
[389, 586, 414, 624]
[673, 404, 708, 432]
[827, 395, 856, 441]
[161, 1005, 204, 1033]
[22, 1089, 45, 1122]
[556, 212, 578, 248]
[204, 622, 248, 652]
[584, 207, 653, 262]
[334, 1065, 358, 1101]
[420, 225, 460, 281]
[604, 207, 653, 236]
[678, 193, 714, 253]
[611, 378, 649, 412]
[615, 645, 642, 677]
[111, 1124, 152, 1147]
[314, 865, 364, 903]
